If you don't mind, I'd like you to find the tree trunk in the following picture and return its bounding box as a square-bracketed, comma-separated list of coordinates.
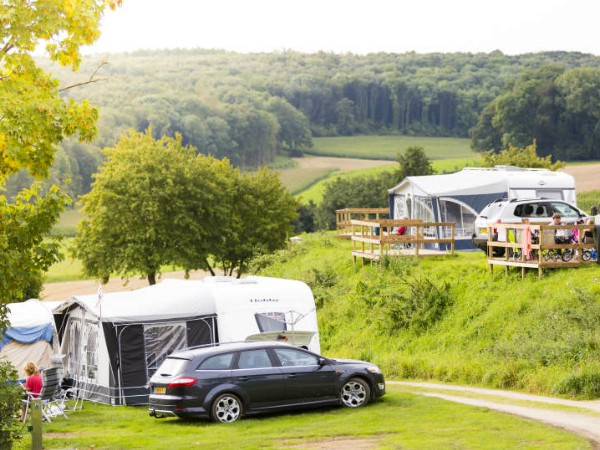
[148, 272, 157, 285]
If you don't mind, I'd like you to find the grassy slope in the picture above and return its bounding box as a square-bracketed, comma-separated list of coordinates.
[253, 233, 600, 399]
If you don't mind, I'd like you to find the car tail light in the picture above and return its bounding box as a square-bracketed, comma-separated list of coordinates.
[167, 377, 197, 388]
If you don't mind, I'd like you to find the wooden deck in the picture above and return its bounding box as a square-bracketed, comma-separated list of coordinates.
[349, 219, 455, 263]
[486, 223, 597, 278]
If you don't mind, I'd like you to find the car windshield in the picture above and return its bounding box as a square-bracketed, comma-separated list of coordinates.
[550, 202, 582, 220]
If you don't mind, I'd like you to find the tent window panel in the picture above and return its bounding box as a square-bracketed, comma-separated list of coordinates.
[255, 312, 287, 332]
[143, 323, 187, 379]
[67, 319, 82, 377]
[439, 200, 477, 238]
[83, 323, 98, 381]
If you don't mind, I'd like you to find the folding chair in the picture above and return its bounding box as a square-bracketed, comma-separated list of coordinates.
[22, 368, 69, 423]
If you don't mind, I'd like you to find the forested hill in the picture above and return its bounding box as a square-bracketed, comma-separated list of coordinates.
[22, 49, 600, 200]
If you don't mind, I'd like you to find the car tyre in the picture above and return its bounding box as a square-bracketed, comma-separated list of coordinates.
[211, 393, 243, 423]
[340, 377, 370, 408]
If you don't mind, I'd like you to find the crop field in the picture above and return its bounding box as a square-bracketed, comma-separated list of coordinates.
[311, 135, 474, 160]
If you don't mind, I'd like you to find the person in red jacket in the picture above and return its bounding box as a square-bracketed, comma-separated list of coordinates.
[21, 361, 43, 421]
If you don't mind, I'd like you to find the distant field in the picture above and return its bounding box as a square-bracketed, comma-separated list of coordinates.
[311, 135, 475, 160]
[295, 157, 481, 204]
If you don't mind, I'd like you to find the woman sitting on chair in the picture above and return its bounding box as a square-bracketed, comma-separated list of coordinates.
[20, 361, 42, 421]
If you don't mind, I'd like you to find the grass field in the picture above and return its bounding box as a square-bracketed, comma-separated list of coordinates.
[310, 135, 474, 160]
[14, 385, 588, 449]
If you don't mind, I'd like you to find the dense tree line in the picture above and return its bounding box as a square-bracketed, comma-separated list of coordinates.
[6, 49, 600, 202]
[471, 66, 600, 160]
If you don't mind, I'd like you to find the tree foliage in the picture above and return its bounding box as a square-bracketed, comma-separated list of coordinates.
[395, 146, 436, 180]
[471, 66, 600, 160]
[74, 130, 298, 282]
[1, 0, 120, 313]
[480, 141, 565, 170]
[30, 49, 600, 202]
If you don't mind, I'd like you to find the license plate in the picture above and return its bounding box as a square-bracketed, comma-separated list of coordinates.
[155, 386, 166, 394]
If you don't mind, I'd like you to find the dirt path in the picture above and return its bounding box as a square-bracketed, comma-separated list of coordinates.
[293, 155, 396, 171]
[41, 270, 209, 301]
[394, 381, 600, 447]
[561, 164, 600, 193]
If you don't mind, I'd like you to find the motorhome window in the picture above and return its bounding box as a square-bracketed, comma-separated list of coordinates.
[255, 312, 286, 332]
[273, 348, 319, 367]
[198, 353, 234, 371]
[144, 323, 187, 379]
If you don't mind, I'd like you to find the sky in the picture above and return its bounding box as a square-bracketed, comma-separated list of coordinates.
[84, 0, 600, 56]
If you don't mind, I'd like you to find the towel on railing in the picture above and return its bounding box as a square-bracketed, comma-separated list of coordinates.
[522, 225, 532, 260]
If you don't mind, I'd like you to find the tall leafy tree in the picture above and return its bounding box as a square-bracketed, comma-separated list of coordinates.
[215, 168, 299, 277]
[73, 130, 230, 285]
[480, 141, 565, 170]
[1, 0, 120, 310]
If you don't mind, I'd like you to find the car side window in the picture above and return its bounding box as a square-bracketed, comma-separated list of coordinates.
[197, 353, 234, 370]
[273, 348, 319, 367]
[237, 349, 273, 369]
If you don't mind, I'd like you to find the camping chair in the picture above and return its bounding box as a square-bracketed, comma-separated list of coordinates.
[22, 368, 69, 423]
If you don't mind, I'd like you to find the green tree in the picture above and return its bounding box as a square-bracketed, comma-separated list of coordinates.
[395, 146, 435, 180]
[1, 0, 120, 310]
[480, 141, 565, 170]
[214, 168, 299, 277]
[73, 129, 230, 285]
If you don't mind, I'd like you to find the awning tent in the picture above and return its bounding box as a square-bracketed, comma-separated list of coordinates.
[388, 166, 576, 249]
[0, 299, 60, 378]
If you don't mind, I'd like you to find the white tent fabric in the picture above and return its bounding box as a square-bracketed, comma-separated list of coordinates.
[388, 167, 576, 197]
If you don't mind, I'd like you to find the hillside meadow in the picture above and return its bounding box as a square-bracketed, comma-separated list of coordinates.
[252, 233, 600, 399]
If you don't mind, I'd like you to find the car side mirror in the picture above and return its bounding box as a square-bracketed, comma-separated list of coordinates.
[318, 357, 327, 366]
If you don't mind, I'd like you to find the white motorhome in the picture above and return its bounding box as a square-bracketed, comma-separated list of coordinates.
[53, 276, 319, 405]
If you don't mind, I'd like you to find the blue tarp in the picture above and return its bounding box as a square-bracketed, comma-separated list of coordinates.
[0, 323, 54, 351]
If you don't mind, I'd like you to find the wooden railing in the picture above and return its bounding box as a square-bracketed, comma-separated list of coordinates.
[486, 222, 597, 278]
[349, 219, 455, 263]
[335, 208, 389, 238]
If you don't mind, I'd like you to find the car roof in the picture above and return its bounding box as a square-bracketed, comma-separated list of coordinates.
[168, 341, 297, 360]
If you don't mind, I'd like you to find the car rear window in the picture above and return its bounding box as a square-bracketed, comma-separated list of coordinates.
[197, 353, 234, 370]
[155, 357, 189, 377]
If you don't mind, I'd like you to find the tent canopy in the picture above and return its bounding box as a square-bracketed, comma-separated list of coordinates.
[388, 166, 576, 198]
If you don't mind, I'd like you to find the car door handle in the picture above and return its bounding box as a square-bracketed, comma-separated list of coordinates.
[237, 376, 249, 381]
[287, 374, 297, 378]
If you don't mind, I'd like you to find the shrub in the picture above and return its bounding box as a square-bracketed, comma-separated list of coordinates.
[0, 360, 23, 449]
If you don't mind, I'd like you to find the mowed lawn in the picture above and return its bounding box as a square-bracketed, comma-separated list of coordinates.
[15, 385, 589, 449]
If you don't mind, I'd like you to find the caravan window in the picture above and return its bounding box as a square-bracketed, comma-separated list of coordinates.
[255, 312, 287, 332]
[144, 323, 187, 379]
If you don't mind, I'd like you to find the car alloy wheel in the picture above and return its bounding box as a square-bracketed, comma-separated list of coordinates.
[212, 393, 242, 423]
[340, 378, 370, 408]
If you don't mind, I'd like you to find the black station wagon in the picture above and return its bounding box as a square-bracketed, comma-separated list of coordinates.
[148, 341, 385, 423]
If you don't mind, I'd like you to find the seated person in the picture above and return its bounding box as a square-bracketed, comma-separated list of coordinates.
[20, 361, 43, 421]
[549, 213, 572, 244]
